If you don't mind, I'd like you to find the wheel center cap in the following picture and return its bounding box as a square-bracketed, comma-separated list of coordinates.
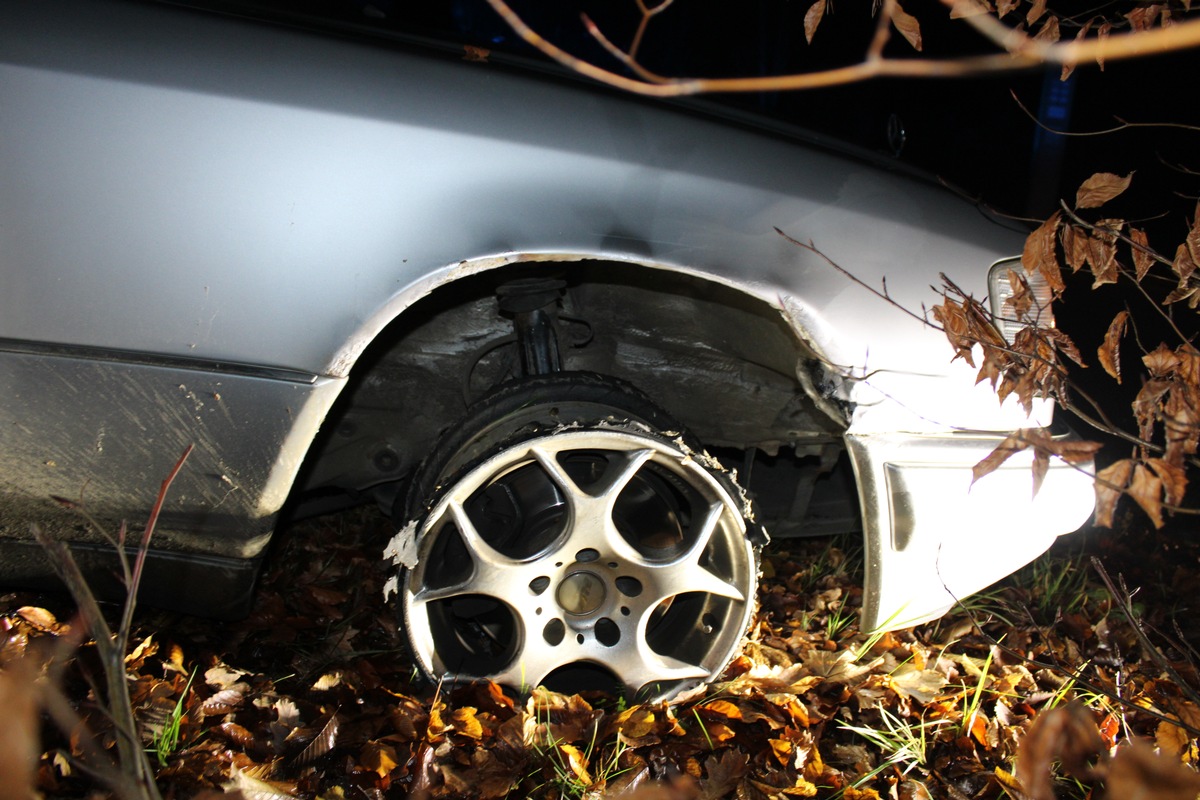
[557, 571, 606, 616]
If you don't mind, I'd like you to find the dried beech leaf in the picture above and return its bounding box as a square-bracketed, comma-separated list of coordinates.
[892, 2, 923, 50]
[214, 722, 259, 750]
[0, 659, 38, 800]
[971, 431, 1031, 486]
[1096, 22, 1112, 69]
[202, 687, 247, 716]
[1098, 310, 1129, 382]
[1172, 242, 1197, 284]
[1061, 223, 1089, 273]
[1026, 0, 1048, 24]
[1143, 344, 1180, 378]
[1094, 459, 1133, 527]
[1016, 702, 1105, 799]
[1128, 227, 1155, 281]
[1022, 212, 1064, 294]
[1060, 18, 1093, 80]
[1106, 737, 1200, 799]
[1034, 15, 1060, 43]
[451, 706, 484, 740]
[1129, 463, 1165, 528]
[804, 0, 826, 44]
[996, 0, 1018, 16]
[949, 0, 990, 18]
[292, 714, 339, 767]
[1087, 223, 1120, 287]
[1075, 172, 1132, 209]
[1187, 202, 1200, 266]
[1147, 458, 1187, 508]
[360, 741, 401, 778]
[931, 299, 976, 366]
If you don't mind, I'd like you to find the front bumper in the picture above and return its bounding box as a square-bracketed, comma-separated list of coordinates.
[846, 429, 1096, 631]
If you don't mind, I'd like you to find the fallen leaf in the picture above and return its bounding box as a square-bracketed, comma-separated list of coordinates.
[1106, 738, 1200, 799]
[0, 659, 38, 800]
[360, 741, 400, 778]
[1075, 172, 1132, 209]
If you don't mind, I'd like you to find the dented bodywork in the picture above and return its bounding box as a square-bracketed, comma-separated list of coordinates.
[0, 0, 1093, 624]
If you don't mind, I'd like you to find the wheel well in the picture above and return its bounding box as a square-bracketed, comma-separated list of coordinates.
[294, 260, 858, 535]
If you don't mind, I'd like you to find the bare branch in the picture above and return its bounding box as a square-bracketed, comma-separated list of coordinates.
[486, 0, 1200, 96]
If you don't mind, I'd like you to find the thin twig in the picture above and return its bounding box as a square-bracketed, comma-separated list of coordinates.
[1091, 558, 1200, 710]
[1010, 89, 1200, 137]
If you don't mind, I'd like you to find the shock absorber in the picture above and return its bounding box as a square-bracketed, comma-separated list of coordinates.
[496, 278, 566, 377]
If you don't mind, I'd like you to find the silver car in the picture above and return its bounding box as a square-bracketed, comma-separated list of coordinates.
[0, 0, 1094, 699]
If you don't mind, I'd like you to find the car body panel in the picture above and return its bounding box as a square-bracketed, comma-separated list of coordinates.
[0, 0, 1093, 627]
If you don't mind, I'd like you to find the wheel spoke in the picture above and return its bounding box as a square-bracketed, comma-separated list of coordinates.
[607, 642, 708, 697]
[446, 499, 519, 570]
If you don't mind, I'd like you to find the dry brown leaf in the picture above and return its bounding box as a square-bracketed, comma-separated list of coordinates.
[1033, 15, 1060, 43]
[1172, 242, 1197, 284]
[892, 2, 923, 50]
[1060, 18, 1093, 80]
[949, 0, 990, 19]
[1147, 458, 1188, 507]
[1094, 458, 1133, 528]
[1106, 738, 1200, 799]
[702, 751, 749, 800]
[1075, 172, 1132, 209]
[1087, 223, 1120, 287]
[292, 714, 339, 767]
[1023, 212, 1064, 295]
[1129, 227, 1155, 281]
[0, 659, 38, 800]
[804, 0, 826, 44]
[1026, 0, 1048, 24]
[1098, 310, 1129, 382]
[996, 0, 1018, 17]
[451, 706, 484, 739]
[1129, 463, 1165, 528]
[360, 741, 401, 778]
[1144, 343, 1181, 378]
[931, 298, 976, 366]
[971, 430, 1032, 487]
[1125, 4, 1166, 31]
[1186, 202, 1200, 266]
[1016, 702, 1105, 800]
[1061, 223, 1089, 273]
[1156, 717, 1191, 759]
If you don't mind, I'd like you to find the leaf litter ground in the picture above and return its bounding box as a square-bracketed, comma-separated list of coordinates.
[3, 508, 1200, 799]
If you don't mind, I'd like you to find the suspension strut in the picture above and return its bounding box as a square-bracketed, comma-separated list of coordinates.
[496, 278, 566, 377]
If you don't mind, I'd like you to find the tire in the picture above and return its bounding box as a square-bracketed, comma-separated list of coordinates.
[397, 372, 760, 701]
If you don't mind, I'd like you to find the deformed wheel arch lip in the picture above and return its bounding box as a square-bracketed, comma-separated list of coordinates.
[321, 249, 853, 424]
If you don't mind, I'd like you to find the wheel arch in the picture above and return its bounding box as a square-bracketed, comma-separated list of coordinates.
[296, 251, 853, 507]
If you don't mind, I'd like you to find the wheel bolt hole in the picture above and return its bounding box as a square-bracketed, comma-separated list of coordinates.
[620, 606, 630, 616]
[536, 607, 542, 615]
[576, 548, 599, 563]
[615, 576, 642, 597]
[576, 633, 585, 645]
[529, 576, 551, 595]
[595, 617, 620, 647]
[607, 562, 618, 569]
[543, 619, 565, 646]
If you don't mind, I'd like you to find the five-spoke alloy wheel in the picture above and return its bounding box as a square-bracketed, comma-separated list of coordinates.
[400, 410, 758, 700]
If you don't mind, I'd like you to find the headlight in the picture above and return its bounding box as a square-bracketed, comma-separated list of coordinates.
[987, 257, 1055, 343]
